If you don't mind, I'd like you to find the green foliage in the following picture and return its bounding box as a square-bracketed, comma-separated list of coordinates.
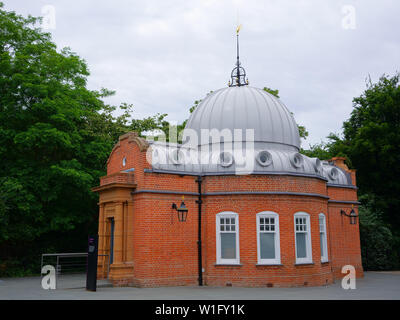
[0, 3, 135, 275]
[301, 73, 400, 270]
[358, 194, 397, 270]
[130, 112, 169, 138]
[342, 73, 400, 269]
[300, 133, 351, 165]
[343, 73, 400, 230]
[263, 87, 280, 98]
[297, 125, 309, 140]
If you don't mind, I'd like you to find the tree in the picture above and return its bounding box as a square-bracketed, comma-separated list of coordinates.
[301, 73, 400, 270]
[342, 73, 400, 229]
[358, 194, 395, 270]
[300, 133, 351, 163]
[0, 3, 134, 275]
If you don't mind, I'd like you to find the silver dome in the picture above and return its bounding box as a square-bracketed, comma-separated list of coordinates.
[145, 85, 354, 187]
[183, 86, 301, 151]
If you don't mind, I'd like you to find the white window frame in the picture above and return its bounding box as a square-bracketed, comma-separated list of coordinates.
[294, 212, 313, 264]
[319, 213, 329, 262]
[256, 212, 281, 265]
[216, 211, 240, 265]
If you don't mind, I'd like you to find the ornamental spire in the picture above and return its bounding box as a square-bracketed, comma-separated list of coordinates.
[228, 24, 248, 87]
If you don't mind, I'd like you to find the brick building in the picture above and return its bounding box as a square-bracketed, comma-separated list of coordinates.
[93, 44, 363, 287]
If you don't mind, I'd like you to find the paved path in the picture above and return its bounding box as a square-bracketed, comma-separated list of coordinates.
[0, 272, 399, 300]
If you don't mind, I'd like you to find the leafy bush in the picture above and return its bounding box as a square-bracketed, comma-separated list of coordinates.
[359, 194, 396, 270]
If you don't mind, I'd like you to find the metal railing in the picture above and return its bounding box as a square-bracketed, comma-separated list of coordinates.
[41, 252, 109, 277]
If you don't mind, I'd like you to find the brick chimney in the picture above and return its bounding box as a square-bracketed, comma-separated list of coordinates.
[330, 157, 357, 185]
[330, 157, 348, 171]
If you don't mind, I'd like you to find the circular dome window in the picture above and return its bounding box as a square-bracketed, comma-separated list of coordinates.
[290, 153, 304, 168]
[256, 151, 273, 167]
[151, 149, 160, 165]
[329, 167, 339, 180]
[313, 158, 322, 173]
[169, 149, 184, 165]
[219, 152, 234, 167]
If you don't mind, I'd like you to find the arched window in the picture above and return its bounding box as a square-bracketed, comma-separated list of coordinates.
[256, 212, 281, 265]
[294, 212, 313, 264]
[319, 213, 328, 262]
[216, 212, 240, 265]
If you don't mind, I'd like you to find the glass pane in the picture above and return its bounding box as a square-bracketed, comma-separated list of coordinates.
[319, 216, 325, 232]
[230, 218, 235, 224]
[296, 233, 307, 258]
[221, 233, 236, 259]
[226, 225, 230, 231]
[260, 233, 275, 259]
[320, 233, 325, 257]
[220, 225, 225, 231]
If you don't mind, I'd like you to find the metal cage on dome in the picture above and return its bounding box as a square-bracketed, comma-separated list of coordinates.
[230, 64, 247, 86]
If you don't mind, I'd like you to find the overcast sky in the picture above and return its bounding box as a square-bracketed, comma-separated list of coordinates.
[3, 0, 400, 147]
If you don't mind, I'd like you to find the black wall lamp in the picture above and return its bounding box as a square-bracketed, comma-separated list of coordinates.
[340, 206, 358, 225]
[172, 197, 188, 222]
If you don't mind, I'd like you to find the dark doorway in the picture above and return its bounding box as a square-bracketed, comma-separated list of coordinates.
[109, 218, 115, 265]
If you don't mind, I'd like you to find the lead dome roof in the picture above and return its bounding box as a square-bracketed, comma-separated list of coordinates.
[183, 86, 301, 151]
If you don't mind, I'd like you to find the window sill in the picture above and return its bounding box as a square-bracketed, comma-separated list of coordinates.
[321, 260, 330, 264]
[256, 263, 283, 266]
[214, 263, 242, 266]
[294, 262, 314, 266]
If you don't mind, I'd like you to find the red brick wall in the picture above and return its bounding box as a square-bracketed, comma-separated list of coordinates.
[201, 194, 333, 287]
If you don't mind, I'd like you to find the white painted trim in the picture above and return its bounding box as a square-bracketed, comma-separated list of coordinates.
[256, 212, 281, 265]
[319, 213, 329, 263]
[216, 211, 240, 265]
[294, 212, 313, 264]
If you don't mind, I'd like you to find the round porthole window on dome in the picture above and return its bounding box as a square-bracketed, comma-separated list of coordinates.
[219, 152, 234, 167]
[290, 153, 304, 168]
[312, 158, 322, 173]
[329, 167, 339, 180]
[169, 148, 184, 165]
[256, 151, 273, 167]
